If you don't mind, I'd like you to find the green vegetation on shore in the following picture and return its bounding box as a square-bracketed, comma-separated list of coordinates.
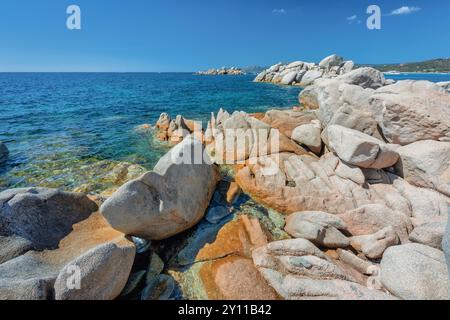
[361, 58, 450, 73]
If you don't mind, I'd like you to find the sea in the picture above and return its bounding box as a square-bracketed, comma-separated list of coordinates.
[0, 72, 449, 192]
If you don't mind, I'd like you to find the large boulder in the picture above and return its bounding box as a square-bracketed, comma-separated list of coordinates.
[395, 140, 450, 196]
[261, 109, 318, 138]
[156, 113, 171, 131]
[0, 141, 8, 164]
[299, 70, 324, 87]
[280, 71, 298, 85]
[101, 136, 220, 240]
[370, 80, 450, 145]
[207, 111, 308, 164]
[336, 67, 385, 89]
[409, 217, 447, 250]
[380, 243, 449, 300]
[437, 81, 450, 93]
[319, 54, 343, 70]
[391, 176, 448, 220]
[340, 61, 354, 74]
[291, 120, 322, 154]
[0, 188, 135, 300]
[236, 152, 375, 214]
[298, 78, 381, 138]
[327, 125, 399, 169]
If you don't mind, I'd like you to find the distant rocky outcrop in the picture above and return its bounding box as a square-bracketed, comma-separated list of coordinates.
[196, 67, 244, 75]
[254, 54, 355, 86]
[0, 141, 8, 164]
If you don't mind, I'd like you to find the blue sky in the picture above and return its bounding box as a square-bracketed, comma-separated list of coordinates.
[0, 0, 449, 71]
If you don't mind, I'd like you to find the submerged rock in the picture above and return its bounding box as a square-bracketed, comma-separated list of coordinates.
[141, 274, 175, 300]
[101, 136, 220, 240]
[0, 188, 135, 300]
[0, 142, 8, 164]
[146, 252, 165, 284]
[170, 215, 277, 300]
[205, 206, 231, 224]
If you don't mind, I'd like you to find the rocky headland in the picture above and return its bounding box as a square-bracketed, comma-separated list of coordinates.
[1, 58, 449, 300]
[254, 54, 357, 86]
[196, 67, 244, 75]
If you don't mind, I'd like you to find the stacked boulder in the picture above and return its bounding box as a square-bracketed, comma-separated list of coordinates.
[254, 54, 356, 87]
[155, 113, 200, 143]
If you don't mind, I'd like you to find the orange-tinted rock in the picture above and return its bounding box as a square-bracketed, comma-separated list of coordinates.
[199, 257, 279, 300]
[226, 182, 241, 204]
[156, 113, 171, 131]
[0, 188, 135, 300]
[196, 215, 268, 262]
[184, 119, 198, 133]
[261, 109, 317, 138]
[156, 130, 168, 142]
[235, 152, 377, 214]
[250, 113, 265, 120]
[134, 124, 152, 133]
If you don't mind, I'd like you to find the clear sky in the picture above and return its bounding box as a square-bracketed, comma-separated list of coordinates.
[0, 0, 449, 72]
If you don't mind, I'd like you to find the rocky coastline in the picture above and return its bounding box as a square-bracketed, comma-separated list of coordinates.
[254, 54, 356, 86]
[1, 60, 449, 300]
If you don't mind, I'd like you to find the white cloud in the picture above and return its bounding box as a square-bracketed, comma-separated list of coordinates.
[389, 6, 421, 16]
[347, 15, 361, 24]
[272, 8, 286, 14]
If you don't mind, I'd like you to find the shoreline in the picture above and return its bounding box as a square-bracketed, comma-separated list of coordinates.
[1, 63, 450, 301]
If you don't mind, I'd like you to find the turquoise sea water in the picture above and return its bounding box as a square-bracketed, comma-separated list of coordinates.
[1, 72, 449, 192]
[386, 73, 450, 82]
[0, 73, 301, 191]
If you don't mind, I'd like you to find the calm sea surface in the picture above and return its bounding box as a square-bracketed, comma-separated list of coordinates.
[0, 72, 449, 192]
[0, 73, 300, 191]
